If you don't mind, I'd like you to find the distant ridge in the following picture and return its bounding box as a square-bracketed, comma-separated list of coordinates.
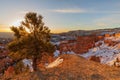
[58, 27, 120, 36]
[1, 27, 120, 38]
[0, 32, 13, 38]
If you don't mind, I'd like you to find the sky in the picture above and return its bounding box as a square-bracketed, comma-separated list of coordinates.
[0, 0, 120, 33]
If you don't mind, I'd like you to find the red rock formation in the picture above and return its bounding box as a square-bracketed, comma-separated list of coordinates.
[98, 36, 104, 40]
[74, 36, 97, 54]
[59, 40, 76, 53]
[114, 33, 120, 38]
[4, 66, 15, 77]
[59, 36, 102, 54]
[105, 34, 111, 37]
[89, 56, 101, 62]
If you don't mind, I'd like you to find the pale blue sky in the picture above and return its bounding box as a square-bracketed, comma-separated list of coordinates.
[0, 0, 120, 33]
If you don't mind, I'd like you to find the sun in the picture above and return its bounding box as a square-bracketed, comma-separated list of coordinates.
[11, 19, 22, 26]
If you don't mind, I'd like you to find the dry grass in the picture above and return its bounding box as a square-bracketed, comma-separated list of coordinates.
[2, 54, 120, 80]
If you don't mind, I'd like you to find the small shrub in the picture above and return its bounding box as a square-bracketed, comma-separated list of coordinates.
[14, 61, 29, 74]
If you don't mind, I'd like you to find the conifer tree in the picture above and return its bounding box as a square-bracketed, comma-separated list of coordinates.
[8, 12, 55, 71]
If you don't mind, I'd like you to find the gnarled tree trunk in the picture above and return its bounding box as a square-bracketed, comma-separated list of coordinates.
[33, 56, 37, 71]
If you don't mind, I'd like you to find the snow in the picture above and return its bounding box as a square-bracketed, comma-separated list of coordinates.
[67, 51, 75, 54]
[62, 51, 75, 55]
[54, 50, 60, 57]
[51, 42, 60, 46]
[22, 58, 33, 72]
[100, 32, 115, 35]
[105, 36, 120, 42]
[81, 36, 120, 66]
[54, 50, 75, 57]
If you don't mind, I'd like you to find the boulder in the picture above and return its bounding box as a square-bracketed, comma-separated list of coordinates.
[89, 56, 100, 62]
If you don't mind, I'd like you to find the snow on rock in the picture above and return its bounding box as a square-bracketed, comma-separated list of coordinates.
[81, 36, 120, 66]
[105, 36, 120, 42]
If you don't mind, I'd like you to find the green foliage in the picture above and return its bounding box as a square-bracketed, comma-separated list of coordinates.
[8, 12, 55, 61]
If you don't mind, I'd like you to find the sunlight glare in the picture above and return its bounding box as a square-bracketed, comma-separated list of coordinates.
[11, 19, 22, 26]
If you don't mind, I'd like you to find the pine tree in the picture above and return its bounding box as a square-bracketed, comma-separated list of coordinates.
[8, 12, 55, 71]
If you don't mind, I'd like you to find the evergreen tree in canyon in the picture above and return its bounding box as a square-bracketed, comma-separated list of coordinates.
[8, 12, 54, 71]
